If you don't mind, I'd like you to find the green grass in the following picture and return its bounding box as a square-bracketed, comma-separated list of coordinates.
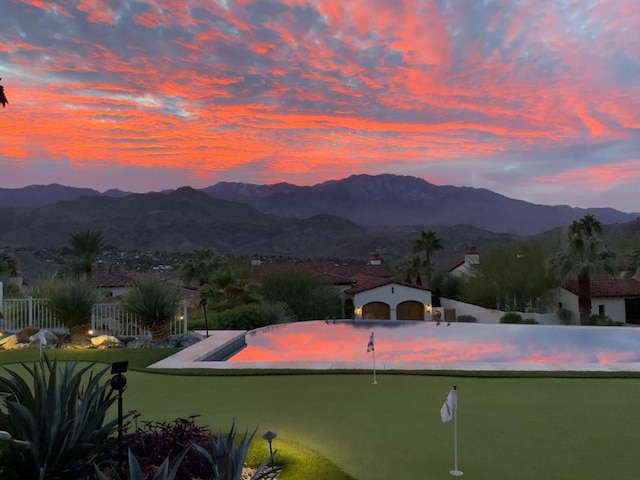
[2, 349, 640, 479]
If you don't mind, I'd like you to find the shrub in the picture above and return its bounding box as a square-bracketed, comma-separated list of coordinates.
[557, 307, 575, 325]
[123, 418, 274, 480]
[96, 447, 191, 480]
[120, 278, 183, 342]
[257, 267, 341, 320]
[46, 281, 105, 343]
[500, 312, 524, 324]
[456, 315, 477, 323]
[261, 301, 297, 324]
[523, 318, 539, 324]
[126, 416, 211, 480]
[192, 422, 274, 480]
[214, 304, 270, 330]
[589, 314, 624, 326]
[0, 354, 119, 479]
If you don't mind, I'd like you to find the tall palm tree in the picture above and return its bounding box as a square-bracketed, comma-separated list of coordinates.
[60, 229, 109, 280]
[120, 277, 183, 342]
[550, 215, 615, 325]
[180, 248, 228, 287]
[47, 281, 105, 343]
[569, 213, 602, 238]
[413, 230, 443, 287]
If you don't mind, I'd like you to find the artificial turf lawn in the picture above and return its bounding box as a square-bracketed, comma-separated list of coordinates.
[2, 350, 640, 479]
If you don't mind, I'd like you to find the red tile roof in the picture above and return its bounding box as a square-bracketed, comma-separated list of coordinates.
[563, 275, 640, 297]
[346, 276, 432, 294]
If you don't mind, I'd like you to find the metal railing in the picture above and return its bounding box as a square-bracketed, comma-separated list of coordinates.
[0, 298, 188, 336]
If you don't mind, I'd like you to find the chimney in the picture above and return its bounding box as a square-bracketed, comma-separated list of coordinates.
[370, 253, 382, 265]
[464, 246, 479, 266]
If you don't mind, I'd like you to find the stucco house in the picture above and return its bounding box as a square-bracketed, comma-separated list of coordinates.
[346, 278, 433, 321]
[448, 246, 479, 277]
[559, 274, 640, 324]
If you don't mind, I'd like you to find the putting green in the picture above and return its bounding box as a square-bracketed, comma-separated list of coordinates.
[123, 371, 640, 480]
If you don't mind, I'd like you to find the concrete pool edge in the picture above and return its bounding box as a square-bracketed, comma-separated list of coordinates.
[148, 330, 640, 372]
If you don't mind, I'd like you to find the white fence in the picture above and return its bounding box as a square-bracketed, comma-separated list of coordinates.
[0, 298, 188, 336]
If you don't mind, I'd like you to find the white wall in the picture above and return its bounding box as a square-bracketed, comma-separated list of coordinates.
[559, 289, 626, 323]
[353, 283, 432, 320]
[440, 297, 563, 325]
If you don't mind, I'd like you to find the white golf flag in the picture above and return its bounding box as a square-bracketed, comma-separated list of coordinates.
[440, 388, 457, 423]
[367, 332, 374, 352]
[37, 329, 47, 346]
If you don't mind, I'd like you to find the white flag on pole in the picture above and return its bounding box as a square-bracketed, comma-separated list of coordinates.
[37, 329, 47, 346]
[440, 388, 457, 423]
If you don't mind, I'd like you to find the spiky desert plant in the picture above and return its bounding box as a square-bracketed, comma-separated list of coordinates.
[119, 277, 182, 342]
[47, 281, 105, 343]
[192, 422, 274, 480]
[0, 355, 119, 480]
[95, 447, 191, 480]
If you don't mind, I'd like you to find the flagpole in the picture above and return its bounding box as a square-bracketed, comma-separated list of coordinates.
[372, 346, 377, 385]
[449, 385, 463, 477]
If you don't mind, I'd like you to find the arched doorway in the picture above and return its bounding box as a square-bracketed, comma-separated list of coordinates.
[362, 302, 391, 320]
[397, 301, 424, 320]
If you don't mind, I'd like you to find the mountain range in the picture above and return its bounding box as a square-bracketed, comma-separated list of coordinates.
[1, 174, 637, 236]
[0, 174, 638, 270]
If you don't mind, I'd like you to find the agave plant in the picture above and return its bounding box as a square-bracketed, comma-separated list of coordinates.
[46, 280, 105, 343]
[95, 447, 191, 480]
[0, 354, 119, 479]
[192, 422, 274, 480]
[119, 277, 183, 342]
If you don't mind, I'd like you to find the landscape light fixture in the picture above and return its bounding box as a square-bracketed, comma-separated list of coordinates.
[262, 430, 277, 467]
[110, 360, 128, 473]
[200, 297, 210, 337]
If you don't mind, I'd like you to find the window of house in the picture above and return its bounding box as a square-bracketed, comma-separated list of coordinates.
[598, 305, 605, 316]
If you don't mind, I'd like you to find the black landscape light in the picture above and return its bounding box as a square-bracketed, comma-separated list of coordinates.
[262, 430, 277, 467]
[200, 297, 210, 337]
[110, 360, 128, 473]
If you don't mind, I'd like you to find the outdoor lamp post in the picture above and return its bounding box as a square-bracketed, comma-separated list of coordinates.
[110, 360, 129, 473]
[200, 297, 209, 337]
[262, 430, 277, 467]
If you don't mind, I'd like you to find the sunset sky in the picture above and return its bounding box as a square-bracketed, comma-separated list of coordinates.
[1, 0, 639, 211]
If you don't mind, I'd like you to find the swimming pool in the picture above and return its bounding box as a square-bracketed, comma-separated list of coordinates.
[150, 320, 640, 371]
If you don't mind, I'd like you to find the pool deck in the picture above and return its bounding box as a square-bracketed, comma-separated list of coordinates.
[148, 330, 640, 372]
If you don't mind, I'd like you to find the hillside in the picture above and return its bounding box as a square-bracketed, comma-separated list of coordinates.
[2, 174, 638, 236]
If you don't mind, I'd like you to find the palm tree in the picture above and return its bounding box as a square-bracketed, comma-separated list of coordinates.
[47, 281, 105, 343]
[550, 215, 615, 325]
[569, 213, 602, 238]
[180, 249, 228, 287]
[413, 230, 443, 287]
[120, 277, 183, 342]
[200, 270, 260, 312]
[60, 229, 109, 280]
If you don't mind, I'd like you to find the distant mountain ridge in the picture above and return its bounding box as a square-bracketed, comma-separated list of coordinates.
[1, 174, 638, 235]
[0, 187, 519, 264]
[0, 183, 129, 208]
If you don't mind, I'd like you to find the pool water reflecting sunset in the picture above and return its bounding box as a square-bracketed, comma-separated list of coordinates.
[226, 320, 640, 366]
